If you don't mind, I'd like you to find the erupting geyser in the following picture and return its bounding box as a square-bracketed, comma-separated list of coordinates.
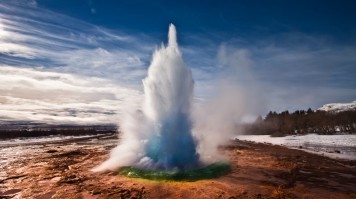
[141, 24, 199, 170]
[94, 24, 203, 173]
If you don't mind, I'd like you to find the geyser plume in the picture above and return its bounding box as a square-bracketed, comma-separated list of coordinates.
[94, 24, 199, 172]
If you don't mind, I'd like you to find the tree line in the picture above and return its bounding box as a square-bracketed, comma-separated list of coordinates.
[243, 109, 356, 136]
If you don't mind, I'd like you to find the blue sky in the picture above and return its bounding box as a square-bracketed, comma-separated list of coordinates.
[0, 0, 355, 124]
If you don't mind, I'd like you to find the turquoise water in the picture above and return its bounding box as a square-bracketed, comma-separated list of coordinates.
[119, 161, 231, 181]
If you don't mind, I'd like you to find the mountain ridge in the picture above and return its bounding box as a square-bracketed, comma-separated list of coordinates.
[318, 100, 356, 112]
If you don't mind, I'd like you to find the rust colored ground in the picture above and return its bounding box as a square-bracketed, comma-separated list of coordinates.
[1, 138, 355, 199]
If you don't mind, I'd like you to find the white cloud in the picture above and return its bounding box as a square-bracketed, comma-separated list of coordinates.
[0, 43, 36, 58]
[0, 66, 143, 124]
[0, 1, 150, 124]
[0, 1, 149, 75]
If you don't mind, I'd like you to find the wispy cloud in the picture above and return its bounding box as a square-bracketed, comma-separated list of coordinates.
[0, 66, 142, 124]
[0, 1, 148, 123]
[0, 1, 151, 85]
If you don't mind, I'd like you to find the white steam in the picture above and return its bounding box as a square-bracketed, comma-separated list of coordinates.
[192, 44, 265, 162]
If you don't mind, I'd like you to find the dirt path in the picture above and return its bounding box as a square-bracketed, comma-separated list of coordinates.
[1, 138, 355, 198]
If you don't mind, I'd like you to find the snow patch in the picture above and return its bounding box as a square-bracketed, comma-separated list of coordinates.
[318, 100, 356, 112]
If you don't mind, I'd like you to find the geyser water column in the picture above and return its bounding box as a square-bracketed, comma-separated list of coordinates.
[141, 24, 199, 171]
[93, 24, 200, 173]
[94, 24, 230, 178]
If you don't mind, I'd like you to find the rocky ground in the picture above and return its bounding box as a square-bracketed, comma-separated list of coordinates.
[0, 135, 355, 199]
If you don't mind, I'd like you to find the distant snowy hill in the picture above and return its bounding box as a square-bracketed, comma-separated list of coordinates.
[318, 100, 356, 112]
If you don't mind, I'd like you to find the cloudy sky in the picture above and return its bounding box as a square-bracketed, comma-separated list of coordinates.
[0, 0, 355, 124]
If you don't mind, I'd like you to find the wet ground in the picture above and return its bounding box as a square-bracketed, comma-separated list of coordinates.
[1, 135, 355, 198]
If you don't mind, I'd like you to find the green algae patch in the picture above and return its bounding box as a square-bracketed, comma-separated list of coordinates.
[119, 162, 231, 181]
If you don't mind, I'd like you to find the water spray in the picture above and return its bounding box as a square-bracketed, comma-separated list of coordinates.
[94, 24, 230, 180]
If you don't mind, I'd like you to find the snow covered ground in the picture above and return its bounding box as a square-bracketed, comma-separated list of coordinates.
[318, 100, 356, 112]
[0, 134, 106, 147]
[235, 134, 356, 160]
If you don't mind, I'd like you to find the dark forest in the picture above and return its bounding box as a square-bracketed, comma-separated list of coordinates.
[244, 109, 356, 136]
